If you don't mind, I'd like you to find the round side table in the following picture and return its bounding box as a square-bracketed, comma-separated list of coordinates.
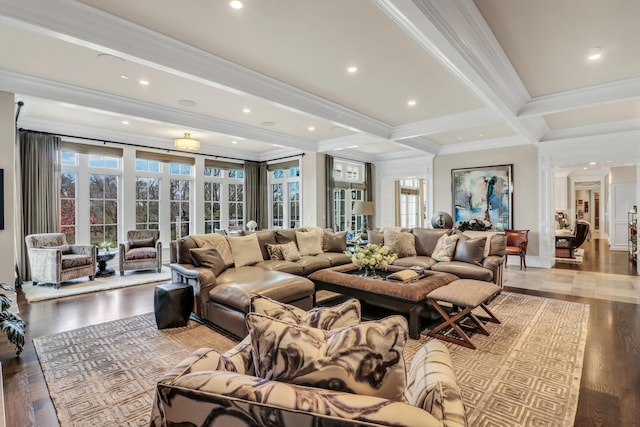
[96, 251, 116, 277]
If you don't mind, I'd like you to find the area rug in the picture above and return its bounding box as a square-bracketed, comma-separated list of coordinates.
[554, 249, 584, 265]
[22, 267, 172, 303]
[34, 292, 589, 426]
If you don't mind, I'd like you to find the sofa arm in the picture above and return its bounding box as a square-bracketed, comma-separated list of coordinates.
[27, 248, 61, 282]
[69, 244, 97, 258]
[170, 264, 218, 317]
[483, 255, 505, 286]
[153, 370, 442, 427]
[405, 340, 467, 427]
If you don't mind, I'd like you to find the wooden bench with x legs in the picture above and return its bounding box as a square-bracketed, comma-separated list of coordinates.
[426, 279, 501, 349]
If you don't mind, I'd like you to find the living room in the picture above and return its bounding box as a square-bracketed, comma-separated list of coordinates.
[1, 1, 640, 426]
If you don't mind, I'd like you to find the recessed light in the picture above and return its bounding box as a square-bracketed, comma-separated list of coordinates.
[139, 79, 150, 86]
[479, 133, 484, 137]
[177, 99, 197, 107]
[121, 120, 129, 125]
[261, 121, 275, 127]
[120, 74, 129, 79]
[347, 66, 358, 73]
[272, 143, 284, 148]
[232, 140, 238, 144]
[308, 126, 315, 131]
[230, 0, 242, 9]
[407, 99, 417, 107]
[242, 108, 251, 113]
[589, 162, 597, 165]
[587, 46, 602, 61]
[457, 137, 463, 141]
[583, 167, 588, 170]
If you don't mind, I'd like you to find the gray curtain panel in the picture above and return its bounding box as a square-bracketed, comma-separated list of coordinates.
[245, 161, 269, 230]
[19, 131, 61, 281]
[14, 126, 24, 285]
[325, 155, 335, 229]
[365, 162, 374, 229]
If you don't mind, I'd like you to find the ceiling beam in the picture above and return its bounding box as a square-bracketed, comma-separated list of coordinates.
[390, 108, 504, 140]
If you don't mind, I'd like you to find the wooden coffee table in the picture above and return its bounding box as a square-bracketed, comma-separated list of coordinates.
[308, 264, 458, 339]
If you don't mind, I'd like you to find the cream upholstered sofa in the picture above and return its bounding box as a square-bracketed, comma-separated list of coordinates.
[151, 296, 467, 427]
[169, 228, 351, 338]
[25, 232, 96, 288]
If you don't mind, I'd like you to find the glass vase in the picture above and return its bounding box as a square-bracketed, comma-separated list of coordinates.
[362, 266, 377, 278]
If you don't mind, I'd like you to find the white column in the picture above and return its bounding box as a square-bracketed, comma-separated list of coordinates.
[0, 91, 16, 286]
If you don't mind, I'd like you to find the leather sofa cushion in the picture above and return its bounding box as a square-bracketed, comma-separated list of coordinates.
[275, 228, 300, 244]
[255, 230, 277, 260]
[393, 255, 437, 269]
[297, 255, 331, 275]
[412, 228, 451, 257]
[209, 267, 314, 311]
[367, 229, 384, 245]
[314, 252, 350, 267]
[431, 261, 493, 282]
[255, 260, 304, 275]
[189, 247, 226, 276]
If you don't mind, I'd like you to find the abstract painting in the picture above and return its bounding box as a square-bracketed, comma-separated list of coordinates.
[452, 164, 512, 230]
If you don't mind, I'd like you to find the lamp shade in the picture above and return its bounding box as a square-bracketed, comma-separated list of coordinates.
[352, 201, 375, 216]
[174, 132, 200, 151]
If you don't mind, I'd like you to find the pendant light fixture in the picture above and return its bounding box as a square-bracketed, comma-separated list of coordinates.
[174, 132, 200, 151]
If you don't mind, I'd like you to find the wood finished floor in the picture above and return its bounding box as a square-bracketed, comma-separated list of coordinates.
[1, 239, 638, 426]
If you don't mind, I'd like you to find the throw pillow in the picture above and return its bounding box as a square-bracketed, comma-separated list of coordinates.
[367, 229, 384, 245]
[383, 230, 417, 258]
[246, 313, 408, 401]
[295, 229, 324, 256]
[129, 237, 156, 248]
[275, 229, 301, 244]
[228, 234, 264, 267]
[250, 295, 361, 330]
[323, 230, 347, 252]
[266, 241, 301, 262]
[191, 233, 234, 267]
[453, 235, 486, 266]
[412, 228, 451, 256]
[461, 231, 505, 258]
[189, 247, 227, 276]
[431, 234, 459, 262]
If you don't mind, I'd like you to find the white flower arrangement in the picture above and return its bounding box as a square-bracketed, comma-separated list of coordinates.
[246, 220, 258, 229]
[456, 218, 494, 232]
[345, 243, 398, 273]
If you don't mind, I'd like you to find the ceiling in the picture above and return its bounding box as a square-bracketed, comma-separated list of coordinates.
[0, 0, 639, 163]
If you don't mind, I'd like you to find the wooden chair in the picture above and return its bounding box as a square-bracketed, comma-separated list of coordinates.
[505, 229, 529, 270]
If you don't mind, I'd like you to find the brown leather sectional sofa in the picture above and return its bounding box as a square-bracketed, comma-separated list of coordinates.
[169, 227, 506, 338]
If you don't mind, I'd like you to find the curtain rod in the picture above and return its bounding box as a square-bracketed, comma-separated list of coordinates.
[18, 128, 305, 163]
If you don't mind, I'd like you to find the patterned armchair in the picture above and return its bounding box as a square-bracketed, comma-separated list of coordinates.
[25, 233, 96, 289]
[118, 230, 162, 276]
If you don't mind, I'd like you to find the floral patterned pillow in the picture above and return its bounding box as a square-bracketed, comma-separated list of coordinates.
[246, 313, 408, 401]
[266, 241, 301, 262]
[250, 295, 361, 330]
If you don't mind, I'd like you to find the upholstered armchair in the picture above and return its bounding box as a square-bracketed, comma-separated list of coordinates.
[25, 233, 96, 289]
[119, 230, 162, 275]
[556, 221, 590, 258]
[505, 229, 529, 270]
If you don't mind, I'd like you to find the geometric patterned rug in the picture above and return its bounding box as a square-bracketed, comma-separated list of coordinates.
[33, 292, 588, 426]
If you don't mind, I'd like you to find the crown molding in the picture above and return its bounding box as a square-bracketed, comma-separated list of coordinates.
[519, 76, 640, 117]
[316, 134, 382, 153]
[0, 0, 392, 139]
[1, 69, 318, 152]
[390, 136, 441, 155]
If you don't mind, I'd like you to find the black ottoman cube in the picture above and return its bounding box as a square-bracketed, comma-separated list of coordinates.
[154, 282, 194, 329]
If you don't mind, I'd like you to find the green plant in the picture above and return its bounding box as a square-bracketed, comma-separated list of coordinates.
[0, 283, 25, 356]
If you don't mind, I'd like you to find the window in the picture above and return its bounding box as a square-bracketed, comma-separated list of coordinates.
[332, 160, 366, 232]
[60, 171, 77, 244]
[203, 166, 244, 231]
[228, 182, 244, 227]
[397, 179, 425, 228]
[170, 178, 191, 240]
[135, 177, 160, 230]
[89, 173, 118, 246]
[268, 164, 301, 229]
[204, 179, 221, 233]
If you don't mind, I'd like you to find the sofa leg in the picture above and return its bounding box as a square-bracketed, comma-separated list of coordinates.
[89, 275, 95, 281]
[120, 271, 124, 276]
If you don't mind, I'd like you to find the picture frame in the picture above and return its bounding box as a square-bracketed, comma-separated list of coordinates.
[452, 164, 513, 230]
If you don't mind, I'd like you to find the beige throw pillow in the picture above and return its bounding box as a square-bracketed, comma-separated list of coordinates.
[295, 229, 324, 256]
[431, 234, 459, 262]
[228, 234, 264, 267]
[189, 247, 227, 276]
[191, 233, 234, 267]
[266, 241, 301, 262]
[384, 230, 417, 258]
[246, 313, 408, 401]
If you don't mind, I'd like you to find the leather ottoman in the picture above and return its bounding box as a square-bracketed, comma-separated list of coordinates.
[154, 282, 194, 329]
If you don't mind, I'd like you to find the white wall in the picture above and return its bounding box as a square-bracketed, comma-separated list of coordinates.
[375, 155, 433, 228]
[434, 145, 540, 262]
[0, 92, 16, 287]
[609, 165, 637, 251]
[302, 153, 325, 227]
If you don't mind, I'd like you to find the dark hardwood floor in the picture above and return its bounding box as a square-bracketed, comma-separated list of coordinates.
[2, 249, 639, 426]
[554, 237, 637, 275]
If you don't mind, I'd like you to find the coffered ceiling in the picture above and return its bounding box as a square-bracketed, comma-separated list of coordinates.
[0, 0, 638, 163]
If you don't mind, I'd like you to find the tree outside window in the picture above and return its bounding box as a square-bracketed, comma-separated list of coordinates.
[89, 173, 118, 246]
[60, 171, 77, 244]
[136, 177, 160, 230]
